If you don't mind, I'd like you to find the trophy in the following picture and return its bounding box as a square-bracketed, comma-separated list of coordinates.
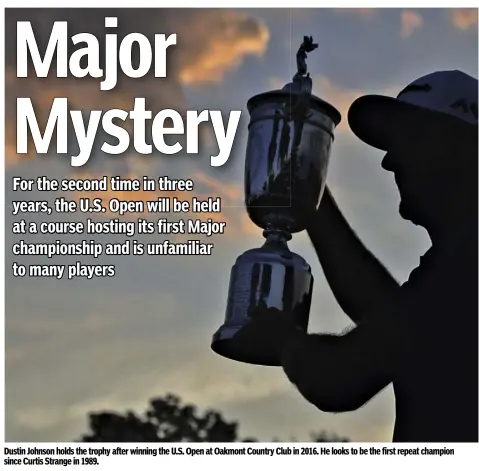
[211, 36, 341, 366]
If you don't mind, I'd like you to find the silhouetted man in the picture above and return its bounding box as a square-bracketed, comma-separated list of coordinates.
[241, 70, 478, 442]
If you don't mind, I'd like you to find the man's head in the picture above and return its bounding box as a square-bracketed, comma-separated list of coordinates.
[348, 70, 478, 232]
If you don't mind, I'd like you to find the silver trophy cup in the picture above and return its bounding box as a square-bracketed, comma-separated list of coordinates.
[211, 37, 341, 366]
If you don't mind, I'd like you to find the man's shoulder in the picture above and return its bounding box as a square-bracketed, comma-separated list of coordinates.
[402, 245, 472, 286]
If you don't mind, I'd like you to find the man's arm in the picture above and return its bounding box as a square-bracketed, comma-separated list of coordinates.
[280, 314, 405, 413]
[307, 187, 400, 324]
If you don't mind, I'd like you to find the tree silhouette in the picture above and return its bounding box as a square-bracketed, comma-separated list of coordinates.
[78, 393, 349, 442]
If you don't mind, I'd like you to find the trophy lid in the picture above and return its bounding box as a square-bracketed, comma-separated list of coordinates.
[246, 36, 341, 126]
[247, 89, 341, 126]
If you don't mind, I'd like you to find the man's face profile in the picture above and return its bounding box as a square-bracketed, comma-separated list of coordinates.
[380, 122, 453, 227]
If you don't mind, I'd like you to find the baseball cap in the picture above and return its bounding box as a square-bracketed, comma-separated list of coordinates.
[348, 70, 478, 151]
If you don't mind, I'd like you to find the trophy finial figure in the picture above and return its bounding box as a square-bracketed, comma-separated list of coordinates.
[287, 36, 318, 119]
[295, 35, 318, 78]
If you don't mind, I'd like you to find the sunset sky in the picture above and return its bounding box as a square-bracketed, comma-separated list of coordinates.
[4, 7, 478, 442]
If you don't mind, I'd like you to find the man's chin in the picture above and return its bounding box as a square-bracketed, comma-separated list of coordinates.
[399, 201, 420, 226]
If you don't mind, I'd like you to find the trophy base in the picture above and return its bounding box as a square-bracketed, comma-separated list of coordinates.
[211, 324, 283, 367]
[211, 238, 313, 367]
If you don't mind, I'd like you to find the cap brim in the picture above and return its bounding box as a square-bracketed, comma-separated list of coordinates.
[347, 95, 435, 151]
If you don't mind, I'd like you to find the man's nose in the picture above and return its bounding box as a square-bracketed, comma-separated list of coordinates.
[381, 152, 395, 172]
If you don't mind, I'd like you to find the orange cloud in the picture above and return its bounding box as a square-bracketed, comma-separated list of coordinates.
[311, 76, 364, 133]
[5, 9, 269, 166]
[450, 9, 478, 30]
[178, 10, 269, 85]
[400, 10, 423, 38]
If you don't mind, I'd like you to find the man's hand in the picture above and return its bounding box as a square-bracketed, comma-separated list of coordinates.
[233, 305, 403, 411]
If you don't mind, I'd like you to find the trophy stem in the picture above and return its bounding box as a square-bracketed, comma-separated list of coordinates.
[262, 227, 292, 252]
[262, 227, 291, 240]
